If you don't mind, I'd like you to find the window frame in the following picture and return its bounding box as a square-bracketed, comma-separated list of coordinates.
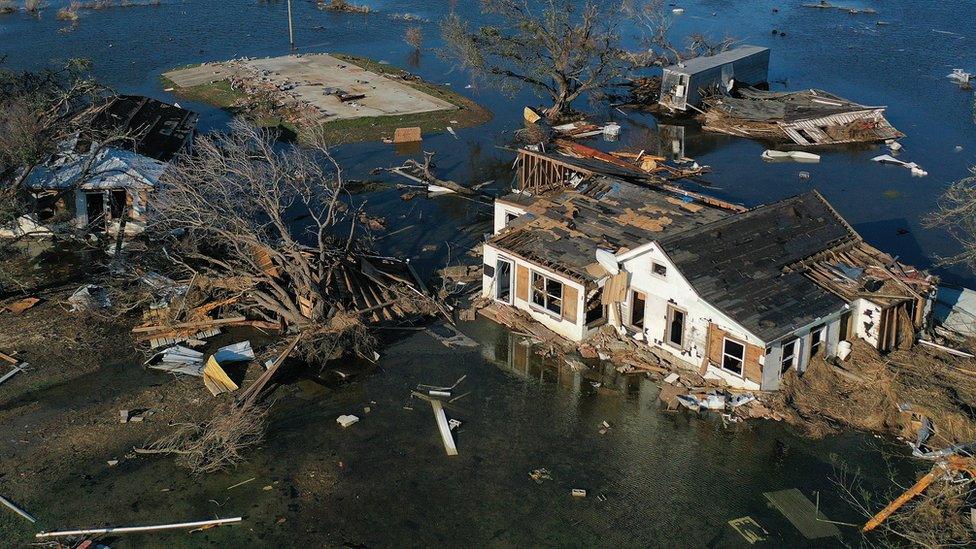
[781, 338, 797, 375]
[665, 305, 686, 349]
[629, 290, 646, 330]
[651, 262, 668, 279]
[504, 211, 520, 226]
[808, 325, 825, 361]
[494, 258, 513, 305]
[529, 270, 563, 318]
[721, 337, 745, 377]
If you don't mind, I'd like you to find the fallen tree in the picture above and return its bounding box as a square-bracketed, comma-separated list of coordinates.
[147, 120, 437, 362]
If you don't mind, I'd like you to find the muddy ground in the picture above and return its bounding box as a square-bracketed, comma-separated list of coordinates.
[0, 289, 294, 544]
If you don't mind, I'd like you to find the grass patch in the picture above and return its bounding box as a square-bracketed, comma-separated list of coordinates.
[161, 74, 242, 109]
[160, 55, 492, 145]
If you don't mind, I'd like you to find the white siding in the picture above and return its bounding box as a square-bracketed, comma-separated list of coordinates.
[853, 298, 883, 348]
[493, 200, 528, 234]
[619, 244, 761, 376]
[482, 243, 587, 341]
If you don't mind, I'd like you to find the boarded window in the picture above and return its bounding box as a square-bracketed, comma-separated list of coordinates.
[630, 291, 646, 329]
[562, 285, 579, 323]
[722, 338, 745, 376]
[667, 306, 685, 347]
[516, 265, 529, 301]
[531, 271, 563, 316]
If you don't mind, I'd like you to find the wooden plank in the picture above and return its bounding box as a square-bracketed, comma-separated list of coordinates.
[203, 356, 239, 397]
[132, 316, 246, 334]
[562, 284, 579, 323]
[0, 351, 18, 365]
[516, 265, 529, 301]
[763, 489, 841, 540]
[238, 335, 302, 408]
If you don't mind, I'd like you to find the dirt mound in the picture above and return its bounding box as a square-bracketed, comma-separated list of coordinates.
[772, 341, 976, 446]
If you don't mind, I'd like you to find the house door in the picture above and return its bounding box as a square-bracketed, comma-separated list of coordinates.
[85, 192, 106, 232]
[495, 259, 513, 304]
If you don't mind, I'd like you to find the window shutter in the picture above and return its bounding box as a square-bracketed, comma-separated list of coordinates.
[562, 284, 578, 323]
[516, 265, 529, 301]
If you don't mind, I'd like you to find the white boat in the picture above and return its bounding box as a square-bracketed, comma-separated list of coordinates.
[762, 150, 821, 163]
[948, 69, 972, 84]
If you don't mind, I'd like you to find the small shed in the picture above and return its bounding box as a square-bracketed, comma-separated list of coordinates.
[659, 45, 770, 112]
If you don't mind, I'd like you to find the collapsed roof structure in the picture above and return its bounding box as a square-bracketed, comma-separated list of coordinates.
[701, 88, 903, 146]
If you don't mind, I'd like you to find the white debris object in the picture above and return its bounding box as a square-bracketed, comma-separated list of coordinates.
[872, 154, 927, 177]
[948, 68, 972, 84]
[68, 285, 110, 312]
[146, 346, 206, 377]
[664, 373, 680, 385]
[430, 400, 458, 456]
[336, 415, 360, 428]
[572, 488, 587, 498]
[213, 341, 255, 363]
[761, 150, 820, 163]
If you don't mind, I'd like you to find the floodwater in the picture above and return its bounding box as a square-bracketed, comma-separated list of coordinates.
[1, 0, 974, 545]
[1, 319, 921, 547]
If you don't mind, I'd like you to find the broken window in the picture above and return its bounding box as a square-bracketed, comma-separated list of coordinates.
[630, 290, 646, 329]
[781, 338, 797, 374]
[531, 271, 563, 316]
[808, 325, 825, 360]
[652, 262, 668, 278]
[110, 189, 128, 219]
[666, 305, 685, 348]
[585, 293, 605, 326]
[505, 211, 520, 226]
[722, 338, 745, 376]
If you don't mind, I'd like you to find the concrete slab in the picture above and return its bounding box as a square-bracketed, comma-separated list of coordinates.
[163, 54, 456, 121]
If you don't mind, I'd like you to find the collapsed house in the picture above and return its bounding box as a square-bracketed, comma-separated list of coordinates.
[482, 149, 937, 390]
[23, 95, 198, 235]
[658, 45, 770, 112]
[701, 88, 903, 146]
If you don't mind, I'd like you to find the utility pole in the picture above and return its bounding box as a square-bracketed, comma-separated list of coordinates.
[287, 0, 295, 51]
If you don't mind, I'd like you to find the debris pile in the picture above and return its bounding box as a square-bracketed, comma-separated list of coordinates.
[771, 340, 976, 445]
[701, 88, 903, 146]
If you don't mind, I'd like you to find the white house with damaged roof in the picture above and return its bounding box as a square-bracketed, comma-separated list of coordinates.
[482, 148, 937, 391]
[21, 95, 197, 236]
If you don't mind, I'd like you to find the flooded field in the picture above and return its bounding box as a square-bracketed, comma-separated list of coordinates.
[1, 0, 974, 546]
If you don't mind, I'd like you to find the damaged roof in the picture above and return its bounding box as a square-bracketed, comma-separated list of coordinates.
[665, 45, 770, 76]
[26, 148, 166, 191]
[659, 191, 858, 342]
[83, 95, 198, 162]
[708, 88, 884, 122]
[491, 176, 729, 282]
